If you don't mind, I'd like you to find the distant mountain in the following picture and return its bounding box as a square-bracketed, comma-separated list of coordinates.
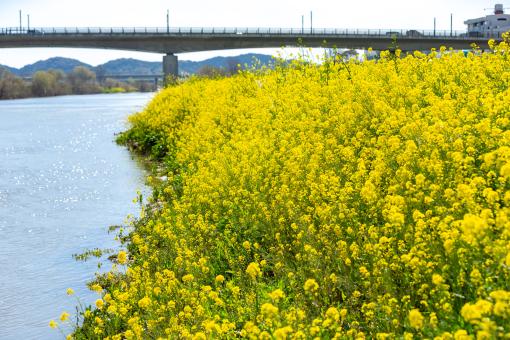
[179, 53, 274, 75]
[17, 57, 92, 76]
[96, 58, 161, 76]
[1, 53, 274, 77]
[96, 53, 274, 75]
[0, 64, 18, 74]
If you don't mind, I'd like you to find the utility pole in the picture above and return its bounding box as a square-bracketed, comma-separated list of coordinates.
[433, 17, 436, 36]
[450, 13, 453, 36]
[27, 14, 30, 30]
[301, 15, 304, 34]
[166, 9, 169, 33]
[19, 10, 22, 32]
[310, 11, 313, 33]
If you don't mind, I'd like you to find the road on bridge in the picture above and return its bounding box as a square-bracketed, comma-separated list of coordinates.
[0, 27, 494, 78]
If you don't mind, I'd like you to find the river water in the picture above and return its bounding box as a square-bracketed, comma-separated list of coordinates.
[0, 93, 153, 339]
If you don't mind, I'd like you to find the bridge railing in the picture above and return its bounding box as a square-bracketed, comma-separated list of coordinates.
[0, 26, 500, 39]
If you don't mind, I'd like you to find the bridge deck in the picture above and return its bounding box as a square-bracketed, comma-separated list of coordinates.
[0, 26, 495, 54]
[0, 26, 497, 78]
[0, 26, 474, 37]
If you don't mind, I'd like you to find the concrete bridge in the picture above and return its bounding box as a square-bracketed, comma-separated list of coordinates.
[0, 27, 495, 79]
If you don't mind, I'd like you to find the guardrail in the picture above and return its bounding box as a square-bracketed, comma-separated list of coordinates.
[0, 26, 497, 39]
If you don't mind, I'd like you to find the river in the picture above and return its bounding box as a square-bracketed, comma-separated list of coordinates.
[0, 93, 153, 339]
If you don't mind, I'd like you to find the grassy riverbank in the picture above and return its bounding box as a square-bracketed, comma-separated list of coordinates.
[69, 40, 510, 339]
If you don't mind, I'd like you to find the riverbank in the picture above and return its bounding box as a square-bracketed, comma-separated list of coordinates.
[0, 67, 155, 100]
[70, 44, 510, 338]
[0, 90, 156, 103]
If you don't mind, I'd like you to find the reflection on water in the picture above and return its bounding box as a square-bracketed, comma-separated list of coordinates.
[0, 93, 153, 339]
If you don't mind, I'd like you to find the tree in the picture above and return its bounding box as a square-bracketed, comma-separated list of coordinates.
[67, 66, 100, 94]
[31, 71, 57, 97]
[196, 65, 226, 78]
[48, 69, 71, 95]
[0, 69, 30, 99]
[225, 58, 241, 76]
[95, 65, 106, 84]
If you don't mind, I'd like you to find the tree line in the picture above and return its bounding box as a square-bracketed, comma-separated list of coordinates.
[0, 66, 155, 100]
[195, 58, 241, 78]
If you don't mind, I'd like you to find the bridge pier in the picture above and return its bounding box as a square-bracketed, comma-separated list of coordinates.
[163, 53, 178, 82]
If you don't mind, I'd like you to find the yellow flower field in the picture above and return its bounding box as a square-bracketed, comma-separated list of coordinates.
[70, 39, 510, 338]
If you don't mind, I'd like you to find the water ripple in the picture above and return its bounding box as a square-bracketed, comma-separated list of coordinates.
[0, 93, 152, 339]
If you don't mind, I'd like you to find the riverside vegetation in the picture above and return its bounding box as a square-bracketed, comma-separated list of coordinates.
[55, 37, 510, 339]
[0, 66, 154, 99]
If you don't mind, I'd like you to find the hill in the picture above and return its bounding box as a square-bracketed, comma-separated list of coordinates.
[17, 57, 92, 76]
[94, 53, 274, 75]
[179, 53, 274, 74]
[0, 64, 18, 74]
[2, 53, 274, 77]
[95, 58, 161, 76]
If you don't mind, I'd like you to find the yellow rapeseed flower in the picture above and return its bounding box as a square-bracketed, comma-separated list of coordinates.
[500, 163, 510, 179]
[138, 296, 151, 309]
[303, 279, 319, 292]
[242, 240, 251, 250]
[432, 274, 444, 286]
[117, 250, 128, 265]
[274, 326, 293, 339]
[453, 330, 470, 340]
[409, 309, 424, 329]
[268, 289, 285, 302]
[69, 42, 510, 338]
[182, 274, 194, 283]
[246, 262, 261, 280]
[192, 332, 207, 340]
[95, 299, 104, 309]
[59, 311, 70, 322]
[260, 303, 279, 319]
[90, 284, 102, 293]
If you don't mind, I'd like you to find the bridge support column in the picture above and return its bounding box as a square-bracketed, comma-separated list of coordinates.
[163, 53, 178, 83]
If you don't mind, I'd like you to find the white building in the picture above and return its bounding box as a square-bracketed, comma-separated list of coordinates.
[464, 4, 510, 37]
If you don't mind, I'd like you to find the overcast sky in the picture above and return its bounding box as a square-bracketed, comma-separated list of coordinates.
[0, 0, 499, 67]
